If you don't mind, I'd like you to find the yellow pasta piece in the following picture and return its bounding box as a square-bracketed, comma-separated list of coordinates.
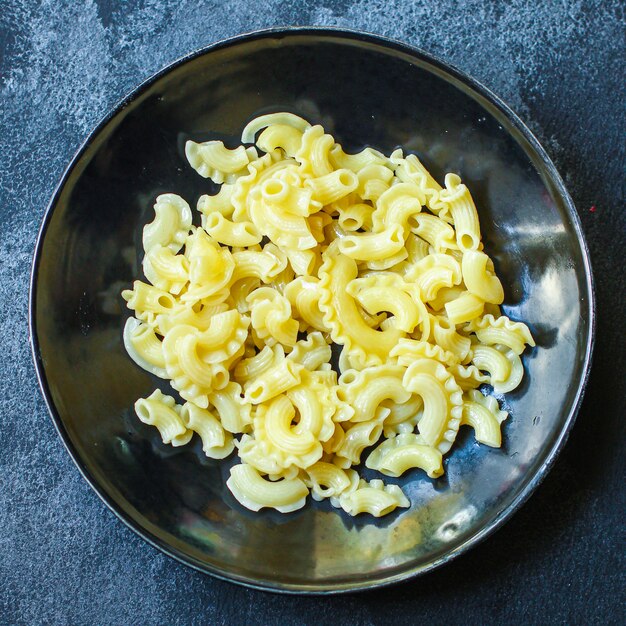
[124, 112, 535, 519]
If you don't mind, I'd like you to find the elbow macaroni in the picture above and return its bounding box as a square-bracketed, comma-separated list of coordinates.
[123, 112, 535, 518]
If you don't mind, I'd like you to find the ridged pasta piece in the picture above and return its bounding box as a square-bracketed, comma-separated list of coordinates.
[381, 395, 423, 438]
[185, 140, 257, 183]
[287, 332, 332, 371]
[335, 478, 410, 517]
[208, 381, 252, 434]
[390, 338, 458, 368]
[304, 463, 358, 501]
[243, 357, 304, 404]
[122, 280, 178, 322]
[296, 125, 335, 177]
[249, 180, 317, 250]
[256, 123, 306, 157]
[346, 273, 429, 336]
[134, 390, 192, 446]
[448, 363, 490, 391]
[202, 212, 262, 247]
[408, 212, 457, 252]
[318, 243, 403, 367]
[247, 287, 299, 347]
[284, 247, 322, 277]
[338, 224, 405, 261]
[229, 277, 261, 314]
[230, 244, 288, 284]
[337, 202, 374, 232]
[461, 250, 504, 304]
[329, 144, 388, 173]
[430, 315, 472, 362]
[305, 169, 359, 205]
[226, 463, 308, 513]
[283, 276, 328, 332]
[142, 245, 189, 295]
[337, 365, 411, 423]
[197, 184, 235, 219]
[335, 419, 385, 467]
[241, 112, 311, 144]
[470, 344, 512, 389]
[444, 291, 485, 325]
[182, 229, 235, 303]
[366, 433, 443, 478]
[404, 253, 462, 302]
[390, 150, 450, 220]
[287, 370, 336, 443]
[466, 314, 535, 355]
[123, 317, 167, 378]
[180, 402, 234, 459]
[403, 358, 463, 454]
[143, 193, 192, 254]
[439, 173, 481, 251]
[461, 389, 508, 447]
[356, 163, 394, 201]
[371, 183, 425, 233]
[233, 344, 285, 385]
[427, 285, 466, 312]
[155, 302, 229, 334]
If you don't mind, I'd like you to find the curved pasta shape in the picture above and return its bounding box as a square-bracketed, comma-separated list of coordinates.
[444, 291, 485, 325]
[185, 140, 257, 183]
[470, 344, 512, 388]
[461, 389, 508, 447]
[287, 331, 332, 371]
[329, 144, 388, 172]
[466, 314, 535, 355]
[226, 464, 308, 513]
[337, 479, 410, 517]
[248, 287, 299, 347]
[366, 433, 444, 478]
[408, 213, 457, 252]
[403, 358, 463, 453]
[123, 317, 167, 378]
[233, 344, 285, 384]
[390, 338, 458, 368]
[122, 280, 178, 324]
[305, 169, 359, 206]
[208, 381, 252, 434]
[143, 193, 192, 254]
[405, 253, 462, 302]
[155, 302, 229, 335]
[318, 243, 403, 367]
[197, 184, 235, 219]
[284, 247, 321, 277]
[256, 123, 306, 157]
[461, 251, 504, 304]
[231, 244, 288, 284]
[439, 173, 481, 251]
[431, 315, 472, 362]
[337, 202, 374, 232]
[296, 125, 335, 177]
[243, 357, 304, 404]
[287, 372, 336, 443]
[142, 245, 189, 295]
[202, 211, 262, 247]
[346, 273, 429, 335]
[448, 363, 490, 391]
[241, 111, 311, 144]
[381, 395, 423, 437]
[283, 276, 328, 331]
[338, 224, 405, 261]
[337, 365, 410, 423]
[304, 463, 357, 501]
[356, 163, 394, 201]
[180, 402, 234, 459]
[371, 183, 425, 233]
[335, 419, 385, 466]
[134, 390, 192, 446]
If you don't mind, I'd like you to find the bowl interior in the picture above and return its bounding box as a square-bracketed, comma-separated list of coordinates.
[32, 30, 592, 591]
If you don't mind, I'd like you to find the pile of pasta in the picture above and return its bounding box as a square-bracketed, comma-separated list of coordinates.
[122, 112, 535, 518]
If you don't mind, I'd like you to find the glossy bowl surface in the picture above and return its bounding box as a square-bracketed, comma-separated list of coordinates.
[30, 28, 594, 593]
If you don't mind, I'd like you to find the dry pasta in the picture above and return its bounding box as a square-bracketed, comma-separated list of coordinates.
[122, 112, 535, 519]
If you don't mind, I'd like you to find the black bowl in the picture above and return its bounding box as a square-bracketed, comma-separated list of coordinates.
[29, 27, 594, 593]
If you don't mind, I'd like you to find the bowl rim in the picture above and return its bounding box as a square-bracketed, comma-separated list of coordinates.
[28, 25, 596, 594]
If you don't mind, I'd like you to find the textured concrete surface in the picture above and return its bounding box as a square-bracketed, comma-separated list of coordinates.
[0, 1, 624, 624]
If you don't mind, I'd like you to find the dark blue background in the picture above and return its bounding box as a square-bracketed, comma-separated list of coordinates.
[1, 1, 624, 623]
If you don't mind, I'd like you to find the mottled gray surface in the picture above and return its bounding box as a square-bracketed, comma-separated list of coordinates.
[0, 0, 624, 624]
